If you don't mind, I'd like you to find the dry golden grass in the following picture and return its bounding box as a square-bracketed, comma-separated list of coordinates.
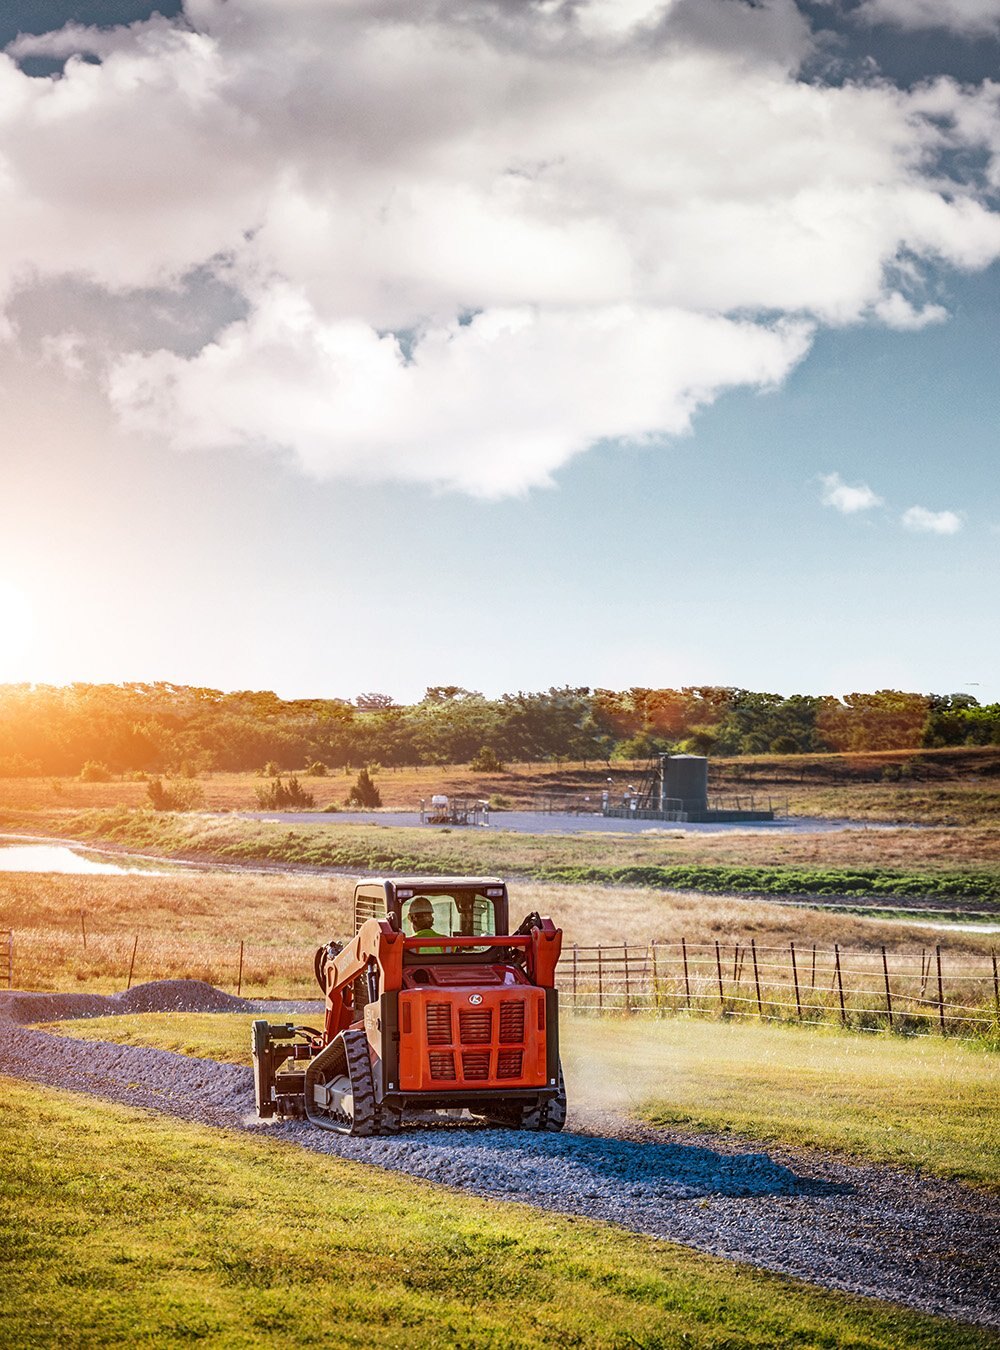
[2, 867, 995, 995]
[3, 751, 997, 824]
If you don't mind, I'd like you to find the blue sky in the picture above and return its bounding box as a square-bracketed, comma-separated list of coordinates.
[0, 0, 997, 704]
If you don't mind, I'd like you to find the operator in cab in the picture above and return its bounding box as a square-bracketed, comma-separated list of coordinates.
[406, 895, 448, 954]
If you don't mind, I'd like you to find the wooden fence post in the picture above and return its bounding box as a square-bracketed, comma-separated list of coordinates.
[881, 945, 893, 1028]
[992, 948, 999, 1021]
[681, 937, 691, 1009]
[597, 945, 604, 1011]
[126, 934, 139, 992]
[750, 939, 763, 1018]
[936, 945, 946, 1034]
[833, 944, 846, 1025]
[572, 943, 579, 1004]
[790, 941, 802, 1021]
[714, 939, 725, 1015]
[237, 940, 244, 997]
[810, 944, 816, 993]
[624, 939, 631, 1012]
[80, 910, 87, 951]
[651, 941, 660, 1011]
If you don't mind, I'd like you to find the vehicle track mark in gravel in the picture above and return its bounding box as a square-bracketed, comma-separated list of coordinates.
[2, 983, 997, 1331]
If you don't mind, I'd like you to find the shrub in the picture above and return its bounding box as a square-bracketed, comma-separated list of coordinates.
[304, 761, 329, 777]
[769, 736, 800, 754]
[255, 775, 315, 809]
[470, 746, 504, 772]
[346, 767, 382, 808]
[147, 778, 205, 811]
[79, 761, 112, 783]
[679, 728, 717, 756]
[261, 761, 280, 778]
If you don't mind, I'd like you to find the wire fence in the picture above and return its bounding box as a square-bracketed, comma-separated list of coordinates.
[5, 926, 999, 1037]
[562, 940, 1000, 1036]
[0, 929, 11, 989]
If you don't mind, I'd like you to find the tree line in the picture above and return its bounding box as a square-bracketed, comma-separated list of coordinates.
[0, 682, 994, 777]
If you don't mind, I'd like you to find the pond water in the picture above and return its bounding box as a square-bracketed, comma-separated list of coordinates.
[883, 917, 1000, 934]
[0, 843, 165, 875]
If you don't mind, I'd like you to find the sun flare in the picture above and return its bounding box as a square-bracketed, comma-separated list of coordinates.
[0, 580, 34, 680]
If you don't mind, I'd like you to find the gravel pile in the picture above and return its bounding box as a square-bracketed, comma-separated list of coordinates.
[2, 982, 997, 1329]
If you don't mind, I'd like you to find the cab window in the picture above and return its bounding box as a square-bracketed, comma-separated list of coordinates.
[401, 892, 498, 941]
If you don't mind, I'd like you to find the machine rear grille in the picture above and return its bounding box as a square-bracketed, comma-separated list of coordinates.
[498, 1000, 525, 1044]
[458, 1009, 493, 1044]
[429, 1052, 456, 1080]
[496, 1049, 523, 1079]
[426, 1004, 452, 1045]
[461, 1052, 490, 1080]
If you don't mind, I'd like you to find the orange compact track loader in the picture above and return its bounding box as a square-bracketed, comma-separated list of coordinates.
[251, 876, 566, 1135]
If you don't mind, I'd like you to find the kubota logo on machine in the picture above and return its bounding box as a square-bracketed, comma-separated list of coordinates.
[468, 993, 483, 1005]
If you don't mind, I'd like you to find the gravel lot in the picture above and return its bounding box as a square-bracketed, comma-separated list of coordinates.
[238, 809, 905, 836]
[2, 981, 997, 1330]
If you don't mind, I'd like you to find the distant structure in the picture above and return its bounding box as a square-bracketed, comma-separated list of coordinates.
[603, 753, 775, 823]
[419, 795, 490, 827]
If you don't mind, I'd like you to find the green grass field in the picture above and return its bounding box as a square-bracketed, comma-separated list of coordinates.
[40, 1011, 1000, 1189]
[0, 1077, 994, 1349]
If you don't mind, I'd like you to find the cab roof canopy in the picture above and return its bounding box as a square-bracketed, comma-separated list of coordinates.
[359, 877, 504, 890]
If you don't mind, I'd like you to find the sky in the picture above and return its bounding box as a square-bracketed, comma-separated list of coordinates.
[0, 0, 998, 704]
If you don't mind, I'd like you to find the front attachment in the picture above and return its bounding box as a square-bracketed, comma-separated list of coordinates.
[251, 1020, 321, 1119]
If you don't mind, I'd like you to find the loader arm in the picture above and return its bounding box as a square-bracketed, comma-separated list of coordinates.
[321, 917, 404, 1040]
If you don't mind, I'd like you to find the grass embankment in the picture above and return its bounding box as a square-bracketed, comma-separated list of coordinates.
[0, 1080, 993, 1349]
[4, 805, 1000, 908]
[40, 1013, 1000, 1190]
[4, 866, 997, 996]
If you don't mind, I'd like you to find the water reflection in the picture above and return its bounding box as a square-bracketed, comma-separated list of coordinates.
[0, 843, 164, 875]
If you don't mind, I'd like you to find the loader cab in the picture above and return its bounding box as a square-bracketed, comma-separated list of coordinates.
[353, 877, 509, 948]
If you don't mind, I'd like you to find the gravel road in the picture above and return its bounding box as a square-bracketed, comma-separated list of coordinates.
[2, 981, 997, 1331]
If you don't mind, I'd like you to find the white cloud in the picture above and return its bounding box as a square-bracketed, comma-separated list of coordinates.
[872, 293, 948, 330]
[109, 286, 811, 496]
[855, 0, 1000, 37]
[901, 506, 964, 534]
[1, 1, 1000, 494]
[820, 472, 883, 514]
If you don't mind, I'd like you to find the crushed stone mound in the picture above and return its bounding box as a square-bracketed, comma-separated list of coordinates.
[0, 979, 252, 1026]
[0, 991, 113, 1025]
[114, 980, 249, 1014]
